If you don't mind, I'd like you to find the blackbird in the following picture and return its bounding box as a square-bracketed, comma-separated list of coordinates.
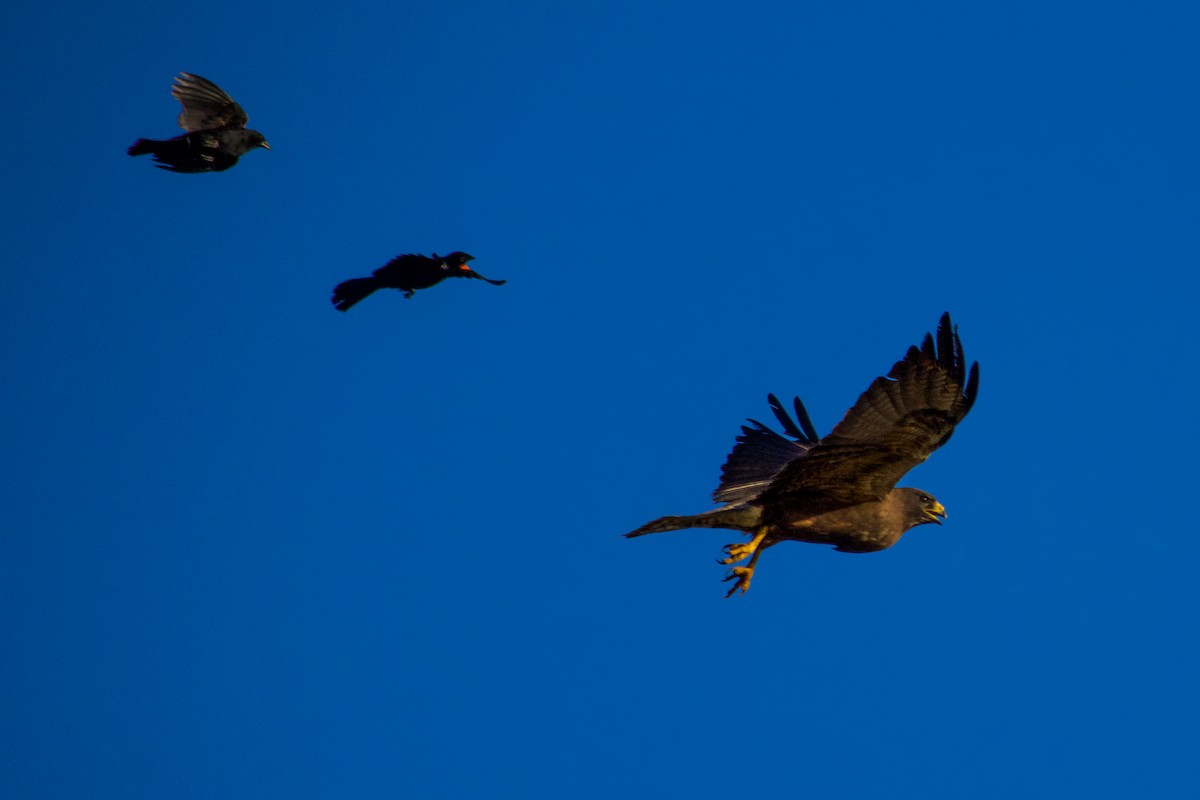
[331, 252, 506, 311]
[128, 73, 270, 173]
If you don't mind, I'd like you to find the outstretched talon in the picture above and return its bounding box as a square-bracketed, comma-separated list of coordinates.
[723, 567, 755, 597]
[719, 541, 757, 565]
[719, 526, 769, 597]
[719, 525, 769, 565]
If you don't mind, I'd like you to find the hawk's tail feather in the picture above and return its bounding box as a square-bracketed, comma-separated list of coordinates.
[623, 505, 761, 538]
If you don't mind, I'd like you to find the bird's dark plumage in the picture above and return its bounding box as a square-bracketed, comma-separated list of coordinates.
[331, 252, 507, 311]
[128, 73, 270, 173]
[625, 313, 979, 596]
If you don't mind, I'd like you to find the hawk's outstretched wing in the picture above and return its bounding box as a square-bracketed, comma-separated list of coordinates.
[761, 312, 979, 508]
[712, 394, 819, 506]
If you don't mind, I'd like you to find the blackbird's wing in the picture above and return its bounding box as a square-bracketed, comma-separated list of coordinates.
[460, 270, 507, 286]
[373, 254, 435, 280]
[173, 73, 249, 131]
[763, 313, 979, 508]
[712, 394, 820, 506]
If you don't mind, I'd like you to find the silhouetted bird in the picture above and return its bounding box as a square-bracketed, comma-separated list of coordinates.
[625, 313, 979, 597]
[128, 73, 270, 173]
[331, 252, 506, 311]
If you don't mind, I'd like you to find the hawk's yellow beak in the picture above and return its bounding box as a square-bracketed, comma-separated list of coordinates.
[924, 502, 947, 524]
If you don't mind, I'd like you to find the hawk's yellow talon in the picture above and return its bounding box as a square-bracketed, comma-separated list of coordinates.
[720, 542, 754, 564]
[720, 526, 769, 565]
[723, 566, 755, 597]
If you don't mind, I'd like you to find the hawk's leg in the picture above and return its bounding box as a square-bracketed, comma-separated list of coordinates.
[720, 526, 768, 565]
[721, 526, 769, 597]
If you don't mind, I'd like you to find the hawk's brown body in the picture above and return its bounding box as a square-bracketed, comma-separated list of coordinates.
[764, 489, 932, 553]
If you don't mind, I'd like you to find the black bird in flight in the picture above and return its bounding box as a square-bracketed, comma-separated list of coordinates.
[128, 73, 270, 172]
[331, 252, 506, 311]
[625, 313, 979, 597]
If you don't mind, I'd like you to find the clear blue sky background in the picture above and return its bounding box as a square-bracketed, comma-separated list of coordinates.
[3, 1, 1198, 797]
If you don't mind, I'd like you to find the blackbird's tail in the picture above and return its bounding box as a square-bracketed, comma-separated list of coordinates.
[331, 277, 381, 312]
[127, 138, 159, 157]
[127, 138, 198, 171]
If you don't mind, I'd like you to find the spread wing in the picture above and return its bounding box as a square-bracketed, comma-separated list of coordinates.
[461, 270, 507, 286]
[712, 393, 820, 506]
[762, 312, 979, 507]
[373, 254, 432, 278]
[172, 73, 249, 131]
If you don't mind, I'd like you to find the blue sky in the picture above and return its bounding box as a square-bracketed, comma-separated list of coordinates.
[3, 0, 1199, 797]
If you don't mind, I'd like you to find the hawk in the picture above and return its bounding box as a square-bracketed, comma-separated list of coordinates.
[625, 313, 979, 596]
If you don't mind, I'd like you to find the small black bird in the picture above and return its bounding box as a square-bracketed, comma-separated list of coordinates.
[331, 252, 506, 311]
[128, 73, 270, 173]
